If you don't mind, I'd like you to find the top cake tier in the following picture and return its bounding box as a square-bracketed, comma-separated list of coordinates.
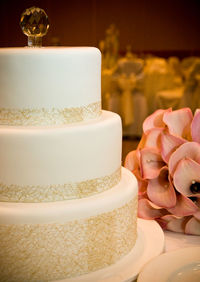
[0, 47, 101, 126]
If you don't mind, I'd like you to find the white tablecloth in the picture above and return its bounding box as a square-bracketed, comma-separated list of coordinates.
[164, 230, 200, 253]
[133, 229, 200, 282]
[155, 87, 183, 110]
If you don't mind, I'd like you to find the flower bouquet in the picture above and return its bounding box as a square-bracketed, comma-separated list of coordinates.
[125, 108, 200, 235]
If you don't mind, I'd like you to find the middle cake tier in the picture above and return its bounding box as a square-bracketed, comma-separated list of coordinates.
[0, 111, 122, 202]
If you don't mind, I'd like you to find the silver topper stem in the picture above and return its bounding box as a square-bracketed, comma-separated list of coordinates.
[28, 36, 42, 48]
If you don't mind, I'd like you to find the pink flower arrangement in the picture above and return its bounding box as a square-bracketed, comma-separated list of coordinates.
[125, 108, 200, 235]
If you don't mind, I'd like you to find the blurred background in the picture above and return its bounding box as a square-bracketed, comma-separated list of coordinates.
[1, 0, 200, 54]
[1, 0, 200, 158]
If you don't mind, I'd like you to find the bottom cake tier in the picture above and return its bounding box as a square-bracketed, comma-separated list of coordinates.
[0, 167, 138, 282]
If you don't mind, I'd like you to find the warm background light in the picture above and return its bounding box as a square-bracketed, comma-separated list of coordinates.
[0, 0, 200, 57]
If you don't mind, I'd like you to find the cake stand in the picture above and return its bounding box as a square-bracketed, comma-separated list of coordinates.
[58, 218, 165, 282]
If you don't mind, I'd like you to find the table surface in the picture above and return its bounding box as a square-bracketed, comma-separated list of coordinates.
[134, 229, 200, 282]
[164, 230, 200, 253]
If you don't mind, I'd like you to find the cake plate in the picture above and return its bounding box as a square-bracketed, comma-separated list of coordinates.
[137, 246, 200, 282]
[58, 218, 165, 282]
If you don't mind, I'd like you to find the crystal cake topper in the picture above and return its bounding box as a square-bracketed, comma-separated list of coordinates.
[20, 7, 49, 47]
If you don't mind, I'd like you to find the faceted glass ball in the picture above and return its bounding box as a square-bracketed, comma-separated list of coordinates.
[20, 6, 49, 37]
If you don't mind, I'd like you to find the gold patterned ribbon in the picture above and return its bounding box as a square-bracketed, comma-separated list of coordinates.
[0, 102, 101, 126]
[0, 197, 137, 281]
[0, 168, 121, 203]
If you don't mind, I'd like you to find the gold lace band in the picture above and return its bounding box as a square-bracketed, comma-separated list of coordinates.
[0, 168, 121, 203]
[0, 102, 101, 126]
[0, 197, 137, 281]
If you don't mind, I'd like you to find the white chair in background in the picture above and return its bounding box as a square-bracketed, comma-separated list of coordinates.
[101, 68, 122, 116]
[144, 57, 178, 114]
[180, 59, 200, 112]
[114, 55, 148, 137]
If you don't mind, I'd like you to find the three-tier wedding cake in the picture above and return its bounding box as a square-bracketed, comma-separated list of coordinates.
[0, 47, 138, 281]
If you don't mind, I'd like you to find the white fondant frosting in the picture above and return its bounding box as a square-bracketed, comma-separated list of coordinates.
[0, 102, 101, 126]
[0, 46, 139, 281]
[0, 111, 122, 191]
[0, 47, 101, 124]
[0, 169, 138, 281]
[0, 168, 137, 224]
[0, 168, 121, 203]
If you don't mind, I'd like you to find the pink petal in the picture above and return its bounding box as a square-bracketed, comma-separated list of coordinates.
[191, 110, 200, 143]
[138, 191, 148, 200]
[137, 133, 147, 149]
[173, 158, 200, 197]
[125, 150, 148, 195]
[185, 217, 200, 235]
[194, 198, 200, 219]
[163, 108, 193, 139]
[140, 148, 165, 179]
[143, 128, 163, 150]
[161, 215, 187, 233]
[194, 109, 200, 115]
[143, 108, 172, 133]
[124, 150, 139, 171]
[156, 217, 168, 229]
[194, 210, 200, 221]
[168, 142, 200, 176]
[133, 169, 148, 193]
[161, 132, 186, 163]
[138, 198, 166, 219]
[147, 167, 176, 208]
[168, 193, 199, 216]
